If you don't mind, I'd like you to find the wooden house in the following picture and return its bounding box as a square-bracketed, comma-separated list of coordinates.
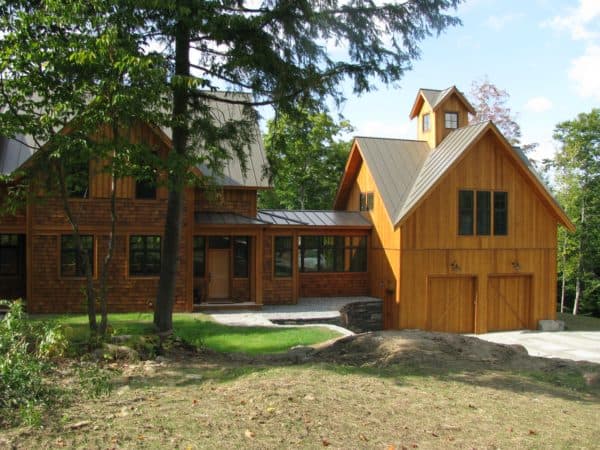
[334, 86, 574, 333]
[0, 86, 573, 333]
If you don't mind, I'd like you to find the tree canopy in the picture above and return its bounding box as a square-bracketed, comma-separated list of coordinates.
[550, 109, 600, 316]
[260, 110, 352, 210]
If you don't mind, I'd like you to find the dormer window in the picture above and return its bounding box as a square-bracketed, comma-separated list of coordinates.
[422, 113, 431, 132]
[445, 112, 458, 129]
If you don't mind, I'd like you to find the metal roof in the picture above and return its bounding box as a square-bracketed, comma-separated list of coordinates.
[159, 92, 269, 188]
[258, 210, 372, 228]
[195, 212, 269, 226]
[0, 135, 36, 175]
[420, 87, 453, 110]
[396, 121, 489, 223]
[353, 137, 430, 225]
[1, 91, 269, 188]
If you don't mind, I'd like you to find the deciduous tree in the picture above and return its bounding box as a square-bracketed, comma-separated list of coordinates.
[260, 110, 352, 210]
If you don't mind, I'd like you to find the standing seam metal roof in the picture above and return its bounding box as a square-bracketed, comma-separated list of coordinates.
[258, 210, 372, 227]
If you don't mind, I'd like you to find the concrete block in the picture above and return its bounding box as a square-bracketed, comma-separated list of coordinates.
[538, 320, 565, 332]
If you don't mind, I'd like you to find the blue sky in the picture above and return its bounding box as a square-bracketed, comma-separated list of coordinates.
[332, 0, 600, 161]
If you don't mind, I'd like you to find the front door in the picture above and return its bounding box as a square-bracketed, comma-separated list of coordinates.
[208, 249, 230, 299]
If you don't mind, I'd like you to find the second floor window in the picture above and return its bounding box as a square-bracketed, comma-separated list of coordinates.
[66, 159, 89, 198]
[359, 192, 374, 211]
[135, 179, 157, 199]
[422, 113, 431, 132]
[445, 112, 459, 129]
[459, 190, 508, 236]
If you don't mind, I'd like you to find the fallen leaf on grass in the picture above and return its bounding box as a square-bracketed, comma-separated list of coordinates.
[358, 433, 368, 442]
[245, 429, 256, 439]
[321, 438, 331, 446]
[529, 430, 538, 435]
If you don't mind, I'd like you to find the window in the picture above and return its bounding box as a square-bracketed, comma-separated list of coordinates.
[422, 113, 431, 132]
[233, 236, 250, 278]
[458, 190, 474, 235]
[274, 236, 293, 277]
[476, 191, 491, 235]
[445, 112, 459, 129]
[459, 190, 508, 236]
[129, 235, 161, 276]
[66, 159, 89, 198]
[359, 192, 374, 211]
[208, 236, 230, 249]
[193, 236, 205, 277]
[299, 235, 367, 273]
[61, 235, 94, 277]
[494, 192, 508, 235]
[135, 179, 157, 199]
[0, 234, 22, 276]
[347, 236, 367, 272]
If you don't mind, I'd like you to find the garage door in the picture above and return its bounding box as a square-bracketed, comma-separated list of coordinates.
[487, 275, 532, 331]
[428, 276, 476, 333]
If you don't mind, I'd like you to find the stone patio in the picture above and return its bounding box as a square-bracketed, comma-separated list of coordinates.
[208, 296, 381, 336]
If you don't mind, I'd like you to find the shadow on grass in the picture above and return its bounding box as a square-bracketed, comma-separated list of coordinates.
[120, 356, 599, 405]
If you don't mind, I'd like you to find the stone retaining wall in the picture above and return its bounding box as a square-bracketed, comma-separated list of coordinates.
[339, 299, 383, 333]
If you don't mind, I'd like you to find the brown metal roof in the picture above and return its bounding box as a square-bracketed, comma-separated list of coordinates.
[258, 210, 372, 228]
[195, 212, 269, 226]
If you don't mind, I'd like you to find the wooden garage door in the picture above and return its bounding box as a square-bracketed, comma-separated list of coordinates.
[428, 276, 476, 333]
[487, 275, 532, 331]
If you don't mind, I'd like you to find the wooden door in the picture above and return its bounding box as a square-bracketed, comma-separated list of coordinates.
[208, 249, 230, 299]
[487, 275, 531, 331]
[428, 276, 476, 333]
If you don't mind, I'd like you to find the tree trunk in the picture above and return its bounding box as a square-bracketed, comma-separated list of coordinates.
[56, 159, 97, 333]
[573, 276, 581, 315]
[154, 11, 190, 334]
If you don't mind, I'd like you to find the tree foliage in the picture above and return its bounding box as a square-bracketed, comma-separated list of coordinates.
[260, 110, 352, 210]
[549, 109, 600, 316]
[469, 77, 537, 153]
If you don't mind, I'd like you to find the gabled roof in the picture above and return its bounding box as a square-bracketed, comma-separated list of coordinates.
[334, 122, 575, 232]
[258, 210, 371, 228]
[0, 91, 269, 188]
[409, 86, 476, 119]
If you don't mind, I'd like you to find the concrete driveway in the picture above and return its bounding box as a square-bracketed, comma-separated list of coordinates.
[476, 331, 600, 364]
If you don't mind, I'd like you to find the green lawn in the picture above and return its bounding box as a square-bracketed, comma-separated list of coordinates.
[40, 313, 341, 355]
[557, 313, 600, 331]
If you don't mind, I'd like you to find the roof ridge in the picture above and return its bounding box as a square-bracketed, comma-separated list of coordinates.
[355, 136, 428, 143]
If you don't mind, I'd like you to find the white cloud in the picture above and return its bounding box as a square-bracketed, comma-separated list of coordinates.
[544, 0, 600, 40]
[524, 96, 553, 113]
[568, 44, 600, 101]
[485, 13, 524, 31]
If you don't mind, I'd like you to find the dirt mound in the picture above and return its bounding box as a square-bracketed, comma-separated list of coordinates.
[310, 330, 581, 372]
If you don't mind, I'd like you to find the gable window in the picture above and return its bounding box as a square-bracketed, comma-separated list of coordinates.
[129, 235, 161, 276]
[274, 236, 293, 277]
[476, 191, 491, 235]
[459, 190, 508, 236]
[135, 178, 157, 199]
[359, 192, 374, 211]
[445, 112, 459, 129]
[458, 190, 474, 235]
[61, 235, 94, 277]
[66, 159, 89, 198]
[422, 113, 431, 132]
[0, 234, 23, 276]
[494, 192, 508, 235]
[233, 236, 250, 278]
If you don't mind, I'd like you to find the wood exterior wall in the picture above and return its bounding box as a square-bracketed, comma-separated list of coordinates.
[397, 131, 559, 332]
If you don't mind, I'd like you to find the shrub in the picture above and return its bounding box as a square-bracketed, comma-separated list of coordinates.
[0, 300, 66, 427]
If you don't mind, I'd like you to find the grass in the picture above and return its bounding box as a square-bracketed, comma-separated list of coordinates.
[3, 361, 599, 449]
[557, 312, 600, 331]
[41, 313, 341, 355]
